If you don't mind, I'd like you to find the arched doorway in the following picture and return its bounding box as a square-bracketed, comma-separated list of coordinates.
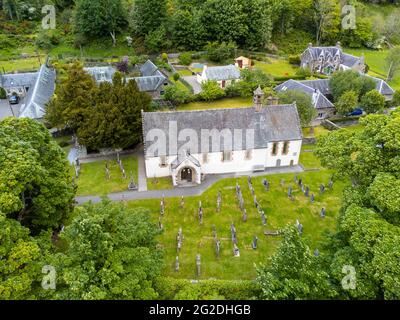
[276, 159, 281, 167]
[181, 167, 193, 183]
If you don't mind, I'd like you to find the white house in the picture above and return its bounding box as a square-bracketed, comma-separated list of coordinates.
[197, 65, 241, 89]
[142, 88, 303, 187]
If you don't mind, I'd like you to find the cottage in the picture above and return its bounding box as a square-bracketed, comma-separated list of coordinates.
[301, 42, 366, 75]
[142, 88, 303, 186]
[275, 79, 335, 119]
[235, 56, 252, 69]
[365, 75, 395, 101]
[197, 65, 241, 89]
[0, 61, 56, 119]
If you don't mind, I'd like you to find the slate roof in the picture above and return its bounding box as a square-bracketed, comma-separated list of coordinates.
[140, 60, 159, 77]
[19, 64, 56, 119]
[0, 72, 38, 89]
[304, 46, 362, 68]
[204, 65, 241, 81]
[142, 104, 302, 157]
[171, 153, 201, 169]
[84, 66, 116, 83]
[275, 79, 334, 110]
[365, 75, 395, 96]
[132, 75, 167, 92]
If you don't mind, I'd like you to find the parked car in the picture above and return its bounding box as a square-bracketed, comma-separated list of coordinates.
[347, 108, 363, 117]
[9, 95, 20, 105]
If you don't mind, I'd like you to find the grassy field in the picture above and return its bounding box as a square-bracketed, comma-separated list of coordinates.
[178, 97, 253, 111]
[76, 155, 138, 196]
[302, 126, 330, 139]
[345, 48, 400, 91]
[127, 164, 344, 280]
[254, 58, 298, 78]
[147, 177, 174, 191]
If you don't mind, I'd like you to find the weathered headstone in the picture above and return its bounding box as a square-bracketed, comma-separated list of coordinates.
[296, 219, 303, 236]
[305, 186, 310, 197]
[233, 244, 240, 257]
[320, 207, 326, 219]
[252, 236, 258, 250]
[310, 193, 315, 203]
[105, 163, 110, 180]
[158, 217, 163, 230]
[175, 256, 180, 272]
[231, 223, 237, 244]
[328, 179, 334, 190]
[196, 254, 201, 277]
[320, 184, 325, 195]
[314, 249, 320, 257]
[294, 175, 298, 183]
[212, 225, 217, 240]
[180, 196, 185, 209]
[261, 212, 267, 226]
[217, 191, 222, 213]
[298, 178, 303, 187]
[242, 209, 248, 222]
[288, 186, 292, 198]
[128, 173, 138, 190]
[263, 179, 270, 191]
[216, 240, 221, 258]
[199, 207, 203, 225]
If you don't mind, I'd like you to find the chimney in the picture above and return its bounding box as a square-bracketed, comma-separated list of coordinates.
[336, 41, 341, 48]
[308, 43, 313, 48]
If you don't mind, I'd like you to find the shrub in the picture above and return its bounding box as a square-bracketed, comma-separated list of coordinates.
[288, 55, 301, 65]
[161, 53, 168, 62]
[0, 34, 17, 50]
[164, 85, 192, 105]
[360, 90, 386, 114]
[336, 90, 358, 116]
[199, 81, 226, 101]
[179, 52, 193, 66]
[0, 87, 6, 99]
[173, 73, 180, 82]
[392, 91, 400, 108]
[206, 41, 237, 63]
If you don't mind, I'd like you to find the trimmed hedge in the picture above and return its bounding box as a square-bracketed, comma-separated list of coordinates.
[154, 278, 261, 300]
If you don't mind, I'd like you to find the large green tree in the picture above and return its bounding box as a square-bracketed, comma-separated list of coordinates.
[0, 118, 75, 234]
[49, 199, 163, 300]
[330, 70, 376, 102]
[256, 226, 335, 300]
[130, 0, 168, 37]
[74, 0, 127, 45]
[277, 90, 316, 127]
[360, 90, 386, 114]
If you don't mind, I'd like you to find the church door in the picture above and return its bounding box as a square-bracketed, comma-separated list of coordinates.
[181, 168, 193, 182]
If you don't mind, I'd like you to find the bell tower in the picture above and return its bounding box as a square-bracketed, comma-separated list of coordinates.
[253, 86, 264, 112]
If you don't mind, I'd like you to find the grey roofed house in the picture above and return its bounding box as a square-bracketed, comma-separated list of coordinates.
[19, 63, 56, 119]
[84, 66, 117, 83]
[365, 75, 395, 99]
[132, 75, 167, 92]
[140, 60, 159, 77]
[275, 79, 334, 110]
[0, 72, 38, 89]
[142, 104, 302, 158]
[203, 65, 241, 81]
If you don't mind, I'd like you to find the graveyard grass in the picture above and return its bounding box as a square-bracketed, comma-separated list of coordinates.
[75, 155, 138, 196]
[126, 152, 346, 280]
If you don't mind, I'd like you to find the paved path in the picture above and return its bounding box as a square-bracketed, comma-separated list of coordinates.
[76, 165, 304, 204]
[137, 152, 148, 192]
[182, 76, 202, 94]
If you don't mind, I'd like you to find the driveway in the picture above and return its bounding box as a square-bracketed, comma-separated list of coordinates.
[0, 99, 22, 120]
[182, 76, 202, 94]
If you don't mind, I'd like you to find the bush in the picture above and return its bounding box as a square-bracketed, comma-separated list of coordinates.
[154, 278, 261, 300]
[206, 41, 237, 63]
[164, 85, 192, 105]
[36, 30, 61, 50]
[199, 81, 226, 101]
[0, 34, 17, 50]
[288, 55, 301, 65]
[360, 90, 386, 114]
[0, 87, 6, 99]
[161, 53, 168, 62]
[179, 52, 193, 66]
[173, 73, 181, 82]
[392, 91, 400, 108]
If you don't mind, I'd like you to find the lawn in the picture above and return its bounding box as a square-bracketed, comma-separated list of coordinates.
[345, 47, 400, 91]
[177, 69, 193, 77]
[302, 126, 330, 139]
[76, 155, 138, 196]
[127, 167, 345, 280]
[147, 177, 174, 191]
[178, 97, 253, 111]
[0, 56, 44, 73]
[254, 58, 298, 78]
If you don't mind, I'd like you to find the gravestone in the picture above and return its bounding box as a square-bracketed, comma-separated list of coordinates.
[158, 217, 163, 230]
[329, 179, 334, 189]
[180, 196, 185, 209]
[305, 186, 310, 197]
[261, 212, 267, 226]
[212, 225, 217, 240]
[160, 200, 165, 216]
[242, 209, 248, 222]
[105, 163, 110, 180]
[233, 244, 240, 257]
[314, 249, 320, 257]
[198, 206, 203, 225]
[216, 240, 221, 258]
[175, 256, 180, 272]
[217, 191, 222, 212]
[298, 178, 303, 187]
[263, 179, 270, 191]
[320, 207, 326, 219]
[320, 184, 325, 195]
[196, 254, 201, 277]
[231, 223, 237, 244]
[301, 184, 306, 193]
[294, 175, 298, 183]
[280, 179, 285, 187]
[296, 219, 303, 236]
[310, 193, 315, 203]
[128, 173, 138, 191]
[288, 186, 292, 198]
[252, 236, 258, 250]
